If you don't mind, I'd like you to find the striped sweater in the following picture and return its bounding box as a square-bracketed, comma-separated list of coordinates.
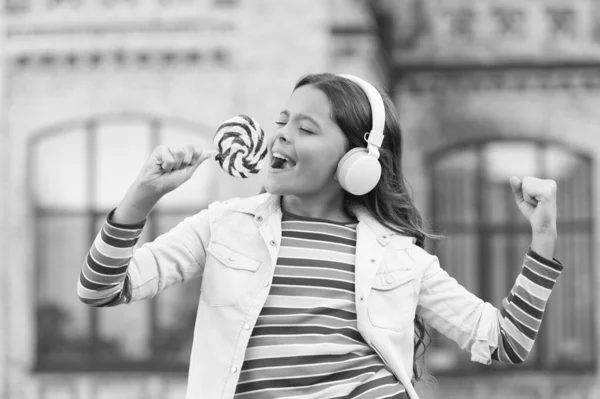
[234, 211, 407, 398]
[78, 209, 563, 371]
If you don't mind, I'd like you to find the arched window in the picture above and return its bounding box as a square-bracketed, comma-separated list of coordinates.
[426, 139, 595, 374]
[29, 114, 249, 371]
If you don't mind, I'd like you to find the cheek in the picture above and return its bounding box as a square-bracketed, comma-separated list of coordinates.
[301, 150, 340, 173]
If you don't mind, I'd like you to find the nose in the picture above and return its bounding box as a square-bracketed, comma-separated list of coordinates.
[274, 125, 291, 144]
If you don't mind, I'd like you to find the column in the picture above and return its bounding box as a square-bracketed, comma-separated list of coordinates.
[0, 4, 8, 399]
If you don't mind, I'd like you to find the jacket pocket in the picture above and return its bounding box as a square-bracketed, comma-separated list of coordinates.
[202, 242, 262, 306]
[368, 269, 416, 331]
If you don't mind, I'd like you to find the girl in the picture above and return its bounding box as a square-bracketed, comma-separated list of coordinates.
[78, 73, 562, 399]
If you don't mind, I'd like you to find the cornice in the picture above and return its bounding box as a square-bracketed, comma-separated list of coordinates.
[6, 19, 236, 37]
[396, 65, 600, 93]
[6, 48, 231, 71]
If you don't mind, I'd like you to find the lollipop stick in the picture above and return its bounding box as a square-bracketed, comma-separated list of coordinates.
[207, 149, 218, 158]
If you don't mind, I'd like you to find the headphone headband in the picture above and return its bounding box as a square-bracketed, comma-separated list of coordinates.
[337, 74, 386, 158]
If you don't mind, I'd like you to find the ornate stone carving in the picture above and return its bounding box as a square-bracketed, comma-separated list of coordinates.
[5, 0, 31, 14]
[547, 7, 576, 38]
[492, 6, 525, 38]
[444, 6, 475, 42]
[371, 0, 600, 64]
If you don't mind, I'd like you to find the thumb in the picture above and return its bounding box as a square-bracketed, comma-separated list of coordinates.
[509, 176, 524, 204]
[187, 149, 215, 173]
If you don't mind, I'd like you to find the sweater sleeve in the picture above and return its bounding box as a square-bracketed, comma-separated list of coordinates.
[77, 209, 146, 307]
[78, 205, 213, 307]
[491, 248, 564, 363]
[417, 247, 564, 365]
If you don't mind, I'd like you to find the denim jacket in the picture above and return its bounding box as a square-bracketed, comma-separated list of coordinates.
[125, 193, 506, 399]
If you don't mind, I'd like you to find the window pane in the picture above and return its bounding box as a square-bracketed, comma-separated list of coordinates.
[488, 234, 510, 306]
[555, 157, 591, 223]
[544, 232, 595, 367]
[96, 216, 154, 364]
[484, 142, 539, 182]
[545, 145, 580, 180]
[96, 303, 152, 363]
[34, 129, 87, 209]
[433, 149, 477, 225]
[37, 215, 91, 365]
[95, 122, 150, 209]
[438, 234, 479, 295]
[159, 122, 214, 151]
[485, 180, 526, 226]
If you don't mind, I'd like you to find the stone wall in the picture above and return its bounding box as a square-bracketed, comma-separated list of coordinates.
[0, 1, 381, 398]
[398, 67, 600, 399]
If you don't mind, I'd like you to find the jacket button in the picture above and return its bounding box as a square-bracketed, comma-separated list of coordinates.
[228, 255, 235, 262]
[244, 323, 251, 330]
[256, 216, 263, 222]
[231, 366, 238, 373]
[264, 281, 270, 287]
[269, 240, 276, 246]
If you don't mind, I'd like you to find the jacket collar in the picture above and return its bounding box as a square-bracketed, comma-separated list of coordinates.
[351, 204, 395, 246]
[227, 192, 281, 219]
[228, 193, 409, 246]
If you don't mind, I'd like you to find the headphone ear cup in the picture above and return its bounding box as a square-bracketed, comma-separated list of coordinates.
[336, 148, 382, 195]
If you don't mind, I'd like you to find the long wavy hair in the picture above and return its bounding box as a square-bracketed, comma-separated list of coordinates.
[294, 73, 438, 382]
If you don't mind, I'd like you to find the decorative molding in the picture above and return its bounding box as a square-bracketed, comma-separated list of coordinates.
[4, 0, 235, 15]
[7, 48, 231, 71]
[491, 6, 525, 39]
[7, 19, 236, 37]
[5, 0, 239, 38]
[396, 66, 600, 93]
[373, 0, 600, 63]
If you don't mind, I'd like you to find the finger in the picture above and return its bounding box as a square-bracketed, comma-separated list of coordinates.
[182, 150, 207, 179]
[521, 177, 539, 206]
[172, 147, 185, 170]
[156, 145, 175, 172]
[191, 148, 216, 165]
[206, 149, 218, 158]
[181, 144, 195, 168]
[509, 176, 524, 203]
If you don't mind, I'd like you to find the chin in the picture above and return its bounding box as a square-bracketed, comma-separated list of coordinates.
[263, 184, 291, 196]
[263, 179, 304, 196]
[263, 180, 284, 195]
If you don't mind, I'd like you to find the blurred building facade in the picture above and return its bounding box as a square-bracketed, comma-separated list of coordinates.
[0, 0, 598, 398]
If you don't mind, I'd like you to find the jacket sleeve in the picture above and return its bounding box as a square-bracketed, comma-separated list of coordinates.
[77, 206, 213, 307]
[415, 246, 563, 365]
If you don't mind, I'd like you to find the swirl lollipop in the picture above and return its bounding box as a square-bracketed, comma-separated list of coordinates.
[210, 115, 267, 178]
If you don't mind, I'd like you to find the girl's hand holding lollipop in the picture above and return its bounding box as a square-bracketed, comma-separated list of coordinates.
[114, 115, 266, 224]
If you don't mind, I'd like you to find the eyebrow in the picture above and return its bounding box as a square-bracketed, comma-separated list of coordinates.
[280, 110, 321, 128]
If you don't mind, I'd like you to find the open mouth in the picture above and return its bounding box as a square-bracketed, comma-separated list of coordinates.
[271, 151, 297, 170]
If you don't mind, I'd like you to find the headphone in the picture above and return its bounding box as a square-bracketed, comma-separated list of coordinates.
[335, 74, 386, 196]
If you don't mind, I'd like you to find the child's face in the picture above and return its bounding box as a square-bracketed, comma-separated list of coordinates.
[264, 85, 348, 198]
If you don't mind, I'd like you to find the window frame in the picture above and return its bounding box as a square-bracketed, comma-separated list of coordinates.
[425, 137, 596, 376]
[29, 113, 214, 373]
